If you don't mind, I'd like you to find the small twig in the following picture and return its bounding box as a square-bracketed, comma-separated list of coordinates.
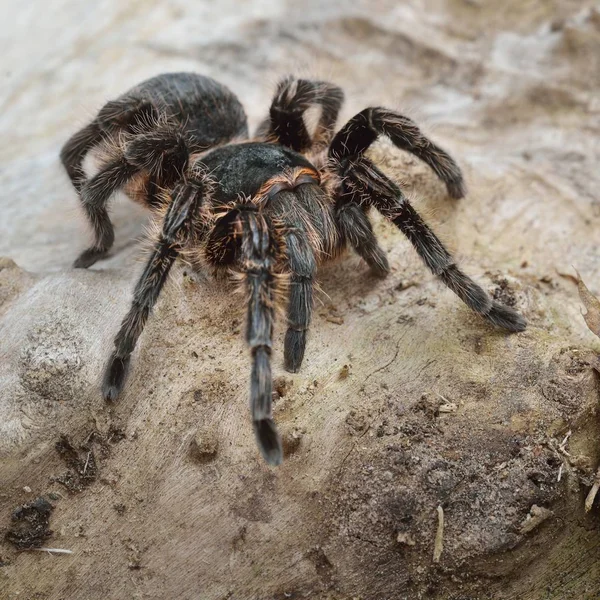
[83, 451, 92, 474]
[338, 425, 371, 476]
[557, 464, 563, 482]
[558, 430, 572, 457]
[434, 392, 458, 413]
[559, 430, 572, 450]
[520, 505, 553, 534]
[585, 467, 600, 512]
[433, 505, 444, 563]
[33, 547, 74, 555]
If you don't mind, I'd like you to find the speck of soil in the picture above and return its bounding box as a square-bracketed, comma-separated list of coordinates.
[492, 277, 517, 307]
[273, 376, 293, 399]
[53, 435, 98, 492]
[282, 429, 303, 457]
[190, 429, 219, 463]
[5, 497, 54, 549]
[113, 503, 127, 515]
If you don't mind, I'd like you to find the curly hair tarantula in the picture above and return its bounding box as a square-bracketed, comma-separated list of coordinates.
[61, 72, 526, 465]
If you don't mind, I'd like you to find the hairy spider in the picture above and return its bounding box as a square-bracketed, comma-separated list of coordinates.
[62, 72, 526, 465]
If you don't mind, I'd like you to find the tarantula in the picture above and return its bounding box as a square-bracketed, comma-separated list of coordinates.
[61, 72, 526, 465]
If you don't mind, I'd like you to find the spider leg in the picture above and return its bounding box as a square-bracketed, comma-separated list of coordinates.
[333, 157, 526, 331]
[102, 179, 205, 401]
[284, 229, 316, 373]
[61, 98, 156, 193]
[335, 202, 390, 277]
[60, 121, 102, 192]
[257, 76, 344, 152]
[206, 205, 282, 465]
[329, 107, 466, 199]
[74, 123, 189, 268]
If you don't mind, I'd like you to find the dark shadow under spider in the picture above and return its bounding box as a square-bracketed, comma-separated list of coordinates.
[61, 72, 526, 465]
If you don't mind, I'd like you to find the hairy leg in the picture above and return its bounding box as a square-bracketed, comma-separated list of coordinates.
[60, 121, 103, 192]
[206, 205, 282, 465]
[74, 125, 189, 268]
[258, 76, 344, 152]
[102, 179, 205, 400]
[284, 229, 316, 373]
[332, 156, 526, 331]
[241, 211, 282, 465]
[335, 202, 390, 277]
[61, 98, 156, 193]
[330, 107, 466, 199]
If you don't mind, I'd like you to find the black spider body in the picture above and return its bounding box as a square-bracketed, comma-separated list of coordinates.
[61, 72, 248, 267]
[200, 142, 317, 202]
[62, 73, 526, 465]
[107, 72, 248, 141]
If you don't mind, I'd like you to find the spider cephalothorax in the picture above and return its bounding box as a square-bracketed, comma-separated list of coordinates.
[62, 73, 526, 465]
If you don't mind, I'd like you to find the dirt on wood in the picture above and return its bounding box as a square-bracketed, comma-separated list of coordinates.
[1, 1, 600, 599]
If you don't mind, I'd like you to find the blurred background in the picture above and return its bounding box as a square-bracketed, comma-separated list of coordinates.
[1, 0, 598, 276]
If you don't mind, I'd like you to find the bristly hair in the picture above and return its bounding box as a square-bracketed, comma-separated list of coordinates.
[64, 72, 526, 467]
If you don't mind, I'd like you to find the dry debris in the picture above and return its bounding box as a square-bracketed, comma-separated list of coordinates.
[53, 435, 98, 492]
[584, 467, 600, 513]
[5, 497, 54, 549]
[520, 505, 553, 534]
[433, 505, 444, 563]
[396, 532, 416, 546]
[573, 271, 600, 511]
[575, 269, 600, 338]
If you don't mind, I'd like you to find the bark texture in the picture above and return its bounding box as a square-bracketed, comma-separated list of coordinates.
[1, 1, 599, 598]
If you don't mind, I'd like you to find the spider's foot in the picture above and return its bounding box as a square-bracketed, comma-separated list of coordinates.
[446, 176, 467, 200]
[102, 354, 130, 401]
[254, 418, 283, 466]
[74, 247, 108, 269]
[485, 301, 527, 332]
[369, 264, 390, 279]
[368, 252, 390, 278]
[284, 329, 306, 373]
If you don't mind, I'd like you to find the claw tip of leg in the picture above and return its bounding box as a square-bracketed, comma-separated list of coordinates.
[487, 302, 527, 332]
[254, 419, 283, 466]
[73, 248, 105, 269]
[102, 385, 120, 402]
[447, 180, 467, 199]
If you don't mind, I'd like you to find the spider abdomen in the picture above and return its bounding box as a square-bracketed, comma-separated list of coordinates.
[112, 72, 248, 145]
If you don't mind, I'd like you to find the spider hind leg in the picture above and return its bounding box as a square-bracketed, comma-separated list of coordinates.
[60, 121, 103, 192]
[74, 125, 190, 268]
[258, 76, 344, 152]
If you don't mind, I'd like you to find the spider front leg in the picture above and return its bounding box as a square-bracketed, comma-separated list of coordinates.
[102, 180, 205, 401]
[206, 206, 282, 465]
[284, 229, 317, 372]
[257, 76, 344, 152]
[330, 107, 466, 199]
[333, 157, 526, 331]
[73, 122, 189, 268]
